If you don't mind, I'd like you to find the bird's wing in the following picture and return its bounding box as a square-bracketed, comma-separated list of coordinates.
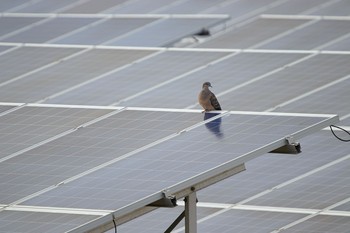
[210, 92, 221, 110]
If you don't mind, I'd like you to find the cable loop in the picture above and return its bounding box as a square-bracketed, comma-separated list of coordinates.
[330, 125, 350, 142]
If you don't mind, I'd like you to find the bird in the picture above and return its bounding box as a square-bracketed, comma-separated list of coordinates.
[198, 82, 222, 112]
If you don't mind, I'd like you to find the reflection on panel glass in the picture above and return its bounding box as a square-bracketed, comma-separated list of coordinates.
[204, 112, 223, 139]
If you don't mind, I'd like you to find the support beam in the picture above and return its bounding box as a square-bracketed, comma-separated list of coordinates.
[185, 192, 197, 233]
[269, 136, 301, 154]
[164, 211, 185, 233]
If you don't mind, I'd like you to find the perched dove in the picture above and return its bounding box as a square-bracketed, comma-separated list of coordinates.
[198, 82, 222, 112]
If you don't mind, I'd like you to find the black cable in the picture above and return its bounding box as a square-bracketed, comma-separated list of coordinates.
[113, 219, 117, 233]
[330, 125, 350, 142]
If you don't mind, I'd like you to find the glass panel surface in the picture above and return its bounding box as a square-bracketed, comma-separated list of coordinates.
[0, 210, 98, 233]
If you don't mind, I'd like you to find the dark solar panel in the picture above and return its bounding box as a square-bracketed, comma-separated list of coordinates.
[0, 210, 99, 233]
[0, 48, 154, 103]
[0, 0, 349, 232]
[21, 112, 335, 210]
[44, 50, 230, 105]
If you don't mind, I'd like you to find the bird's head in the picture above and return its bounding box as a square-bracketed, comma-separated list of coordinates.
[202, 82, 212, 88]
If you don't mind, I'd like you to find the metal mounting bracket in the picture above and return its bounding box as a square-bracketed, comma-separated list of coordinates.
[269, 136, 301, 154]
[148, 190, 177, 208]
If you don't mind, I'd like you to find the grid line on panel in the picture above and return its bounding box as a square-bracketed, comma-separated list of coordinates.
[5, 0, 44, 13]
[35, 50, 163, 104]
[251, 19, 319, 49]
[186, 52, 317, 109]
[101, 17, 165, 46]
[341, 113, 350, 121]
[265, 74, 350, 112]
[56, 0, 92, 14]
[300, 0, 344, 15]
[316, 31, 350, 50]
[0, 107, 126, 164]
[110, 51, 237, 106]
[221, 0, 288, 28]
[0, 17, 51, 41]
[0, 48, 89, 88]
[0, 46, 19, 57]
[0, 103, 26, 117]
[45, 17, 110, 44]
[271, 196, 350, 233]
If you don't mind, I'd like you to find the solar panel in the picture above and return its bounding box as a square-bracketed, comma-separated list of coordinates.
[0, 0, 28, 12]
[0, 107, 205, 204]
[275, 77, 350, 117]
[62, 0, 129, 14]
[151, 0, 228, 14]
[0, 47, 82, 83]
[0, 104, 17, 113]
[280, 215, 350, 233]
[198, 129, 350, 204]
[0, 45, 13, 53]
[44, 50, 230, 105]
[0, 210, 99, 233]
[258, 20, 350, 50]
[246, 158, 350, 209]
[0, 105, 114, 160]
[0, 48, 154, 103]
[122, 52, 308, 108]
[307, 0, 350, 16]
[197, 17, 310, 49]
[0, 16, 44, 38]
[103, 0, 175, 14]
[10, 0, 77, 13]
[322, 37, 350, 51]
[218, 54, 350, 111]
[0, 0, 349, 232]
[106, 17, 228, 47]
[205, 0, 277, 18]
[1, 17, 100, 43]
[52, 18, 158, 45]
[195, 209, 306, 233]
[264, 0, 330, 15]
[6, 108, 334, 232]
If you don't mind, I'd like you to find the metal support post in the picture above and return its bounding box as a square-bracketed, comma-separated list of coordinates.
[185, 191, 197, 233]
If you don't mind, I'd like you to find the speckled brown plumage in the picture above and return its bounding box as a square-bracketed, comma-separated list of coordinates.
[198, 82, 221, 111]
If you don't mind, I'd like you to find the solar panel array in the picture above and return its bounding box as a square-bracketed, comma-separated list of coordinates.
[0, 0, 349, 233]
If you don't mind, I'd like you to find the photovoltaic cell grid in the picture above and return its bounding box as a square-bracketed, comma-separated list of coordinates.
[0, 105, 338, 233]
[20, 111, 335, 211]
[247, 159, 350, 209]
[44, 50, 231, 105]
[0, 106, 114, 159]
[0, 210, 99, 233]
[0, 105, 15, 114]
[0, 108, 205, 204]
[0, 0, 350, 232]
[0, 17, 100, 44]
[51, 18, 159, 45]
[198, 129, 350, 203]
[0, 15, 228, 47]
[196, 17, 350, 50]
[0, 48, 155, 103]
[0, 47, 83, 83]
